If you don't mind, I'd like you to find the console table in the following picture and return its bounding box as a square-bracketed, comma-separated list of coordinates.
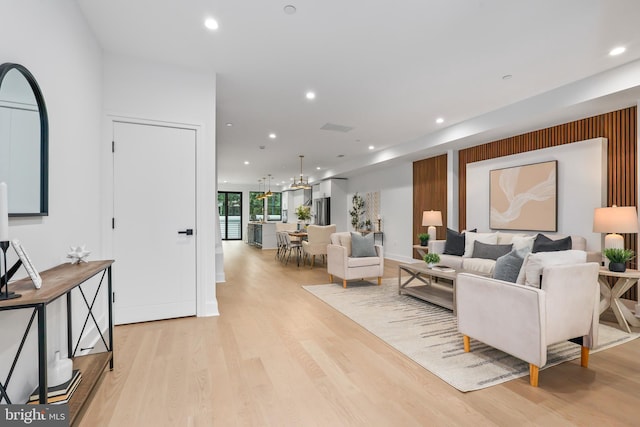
[0, 260, 114, 425]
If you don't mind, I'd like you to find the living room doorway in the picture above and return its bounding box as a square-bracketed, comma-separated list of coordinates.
[218, 191, 242, 240]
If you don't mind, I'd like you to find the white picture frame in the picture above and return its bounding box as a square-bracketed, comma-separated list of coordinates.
[11, 240, 42, 289]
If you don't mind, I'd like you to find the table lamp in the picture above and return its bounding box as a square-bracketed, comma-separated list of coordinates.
[422, 210, 443, 242]
[593, 205, 639, 250]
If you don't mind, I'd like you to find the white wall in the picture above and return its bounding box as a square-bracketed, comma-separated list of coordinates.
[466, 138, 607, 251]
[0, 0, 103, 403]
[347, 162, 413, 262]
[102, 53, 218, 317]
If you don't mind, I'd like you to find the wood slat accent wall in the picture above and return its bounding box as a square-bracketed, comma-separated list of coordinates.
[458, 106, 637, 299]
[413, 154, 448, 259]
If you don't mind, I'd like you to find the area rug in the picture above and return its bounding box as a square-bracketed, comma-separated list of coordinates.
[303, 280, 640, 392]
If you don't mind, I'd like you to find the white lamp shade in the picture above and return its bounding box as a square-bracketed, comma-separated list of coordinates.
[422, 210, 443, 227]
[593, 206, 639, 233]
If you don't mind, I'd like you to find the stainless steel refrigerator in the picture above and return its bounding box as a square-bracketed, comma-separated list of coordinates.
[314, 197, 331, 225]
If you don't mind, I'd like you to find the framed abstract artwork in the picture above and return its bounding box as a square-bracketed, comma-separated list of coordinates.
[489, 160, 557, 231]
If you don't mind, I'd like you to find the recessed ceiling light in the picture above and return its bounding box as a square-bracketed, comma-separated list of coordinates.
[226, 122, 233, 127]
[609, 46, 626, 56]
[368, 145, 375, 150]
[316, 166, 321, 170]
[269, 133, 276, 139]
[436, 117, 444, 124]
[223, 180, 228, 183]
[283, 5, 297, 14]
[305, 91, 316, 100]
[204, 17, 219, 30]
[244, 161, 249, 165]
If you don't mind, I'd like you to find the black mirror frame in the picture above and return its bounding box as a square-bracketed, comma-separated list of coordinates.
[0, 63, 48, 216]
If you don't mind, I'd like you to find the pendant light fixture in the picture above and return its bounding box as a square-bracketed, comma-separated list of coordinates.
[264, 174, 273, 198]
[290, 155, 311, 190]
[256, 178, 265, 200]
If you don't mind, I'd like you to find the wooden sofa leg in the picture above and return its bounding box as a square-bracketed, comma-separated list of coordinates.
[329, 274, 333, 282]
[529, 364, 539, 387]
[463, 336, 470, 352]
[377, 277, 382, 286]
[580, 346, 589, 368]
[311, 255, 315, 268]
[343, 279, 347, 288]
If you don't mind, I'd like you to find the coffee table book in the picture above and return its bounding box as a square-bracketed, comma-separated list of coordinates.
[28, 369, 81, 403]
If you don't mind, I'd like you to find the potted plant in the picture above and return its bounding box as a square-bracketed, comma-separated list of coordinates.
[423, 252, 440, 268]
[295, 205, 311, 225]
[418, 233, 430, 246]
[603, 248, 635, 272]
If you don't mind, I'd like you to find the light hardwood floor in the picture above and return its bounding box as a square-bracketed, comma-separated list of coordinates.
[79, 241, 640, 426]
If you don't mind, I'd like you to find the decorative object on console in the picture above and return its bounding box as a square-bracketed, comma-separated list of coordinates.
[603, 248, 635, 272]
[48, 351, 73, 387]
[490, 160, 557, 231]
[423, 252, 440, 268]
[10, 240, 42, 289]
[0, 182, 16, 300]
[417, 233, 429, 246]
[593, 205, 639, 250]
[67, 245, 91, 264]
[421, 210, 442, 242]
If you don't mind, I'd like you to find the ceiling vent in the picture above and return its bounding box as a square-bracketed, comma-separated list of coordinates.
[320, 123, 353, 133]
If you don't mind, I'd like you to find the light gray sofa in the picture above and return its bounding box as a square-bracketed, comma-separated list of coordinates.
[428, 231, 599, 274]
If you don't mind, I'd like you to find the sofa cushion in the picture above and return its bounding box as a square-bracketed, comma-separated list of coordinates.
[347, 256, 381, 267]
[518, 249, 587, 288]
[493, 249, 527, 283]
[436, 254, 464, 270]
[511, 234, 536, 252]
[472, 241, 513, 260]
[532, 234, 572, 253]
[443, 228, 466, 256]
[462, 258, 496, 275]
[463, 232, 498, 258]
[350, 232, 377, 257]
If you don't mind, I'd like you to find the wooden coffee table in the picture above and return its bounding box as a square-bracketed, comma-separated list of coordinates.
[398, 262, 482, 315]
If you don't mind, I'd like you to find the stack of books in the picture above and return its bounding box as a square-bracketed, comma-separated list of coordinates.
[27, 369, 82, 405]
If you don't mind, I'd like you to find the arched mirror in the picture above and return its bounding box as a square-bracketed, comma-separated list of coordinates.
[0, 63, 48, 216]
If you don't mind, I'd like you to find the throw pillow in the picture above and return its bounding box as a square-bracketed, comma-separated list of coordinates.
[520, 249, 587, 288]
[350, 232, 377, 257]
[493, 248, 527, 283]
[511, 234, 536, 252]
[471, 241, 513, 260]
[463, 232, 498, 258]
[443, 228, 465, 256]
[532, 234, 572, 253]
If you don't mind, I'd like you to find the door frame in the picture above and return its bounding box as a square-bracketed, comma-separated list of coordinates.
[218, 191, 243, 240]
[102, 114, 219, 318]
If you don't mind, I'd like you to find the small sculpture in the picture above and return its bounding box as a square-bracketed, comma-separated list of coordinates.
[67, 245, 91, 264]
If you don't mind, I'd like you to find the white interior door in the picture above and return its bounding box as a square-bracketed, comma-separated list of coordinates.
[113, 121, 196, 324]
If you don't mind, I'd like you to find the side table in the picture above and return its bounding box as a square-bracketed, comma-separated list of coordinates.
[598, 267, 640, 333]
[412, 244, 428, 259]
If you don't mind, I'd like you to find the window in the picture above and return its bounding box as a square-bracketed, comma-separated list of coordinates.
[249, 192, 281, 221]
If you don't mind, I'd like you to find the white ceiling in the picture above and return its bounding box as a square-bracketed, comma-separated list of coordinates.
[76, 0, 640, 189]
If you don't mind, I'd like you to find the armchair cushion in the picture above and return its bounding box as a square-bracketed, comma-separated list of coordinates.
[518, 249, 587, 288]
[350, 232, 377, 257]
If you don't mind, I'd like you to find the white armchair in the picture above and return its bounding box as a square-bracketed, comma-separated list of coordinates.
[327, 232, 384, 288]
[302, 224, 336, 268]
[456, 263, 600, 386]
